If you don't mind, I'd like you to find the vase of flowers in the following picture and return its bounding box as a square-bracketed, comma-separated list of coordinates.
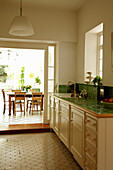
[25, 85, 32, 92]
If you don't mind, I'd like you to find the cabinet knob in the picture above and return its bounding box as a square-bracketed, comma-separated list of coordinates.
[91, 153, 96, 157]
[92, 123, 96, 126]
[70, 119, 73, 122]
[92, 137, 96, 141]
[85, 119, 91, 123]
[86, 133, 90, 137]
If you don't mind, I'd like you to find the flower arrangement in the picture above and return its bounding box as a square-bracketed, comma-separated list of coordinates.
[25, 85, 32, 90]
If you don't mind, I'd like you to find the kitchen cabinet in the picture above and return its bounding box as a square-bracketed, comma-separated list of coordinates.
[54, 98, 60, 136]
[49, 94, 113, 170]
[59, 101, 70, 148]
[84, 113, 97, 170]
[70, 106, 84, 169]
[84, 113, 107, 170]
[49, 95, 55, 129]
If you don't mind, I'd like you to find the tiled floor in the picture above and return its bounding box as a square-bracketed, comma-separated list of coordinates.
[0, 132, 82, 170]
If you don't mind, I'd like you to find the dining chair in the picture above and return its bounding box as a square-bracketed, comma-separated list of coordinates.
[14, 92, 26, 115]
[29, 92, 43, 115]
[2, 89, 14, 114]
[26, 89, 35, 111]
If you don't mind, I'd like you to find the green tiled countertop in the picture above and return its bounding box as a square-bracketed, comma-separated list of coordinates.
[52, 93, 113, 117]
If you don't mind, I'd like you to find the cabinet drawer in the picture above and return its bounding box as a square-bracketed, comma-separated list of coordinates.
[85, 128, 97, 148]
[85, 114, 97, 132]
[85, 155, 96, 170]
[85, 142, 97, 163]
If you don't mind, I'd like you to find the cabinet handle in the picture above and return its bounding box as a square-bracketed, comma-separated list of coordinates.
[85, 119, 91, 123]
[86, 133, 90, 137]
[92, 153, 96, 157]
[92, 137, 96, 141]
[70, 119, 73, 122]
[92, 123, 96, 126]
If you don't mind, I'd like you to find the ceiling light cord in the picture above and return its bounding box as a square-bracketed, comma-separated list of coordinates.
[20, 0, 23, 16]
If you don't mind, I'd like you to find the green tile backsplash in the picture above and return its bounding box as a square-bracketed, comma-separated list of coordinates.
[59, 85, 72, 93]
[76, 83, 98, 99]
[58, 83, 113, 100]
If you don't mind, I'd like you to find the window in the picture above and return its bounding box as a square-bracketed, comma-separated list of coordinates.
[48, 46, 55, 92]
[84, 23, 103, 81]
[97, 32, 103, 78]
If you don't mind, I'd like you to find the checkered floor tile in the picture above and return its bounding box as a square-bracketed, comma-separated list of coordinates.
[0, 132, 82, 170]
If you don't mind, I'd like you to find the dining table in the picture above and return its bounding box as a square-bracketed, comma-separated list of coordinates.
[7, 92, 44, 115]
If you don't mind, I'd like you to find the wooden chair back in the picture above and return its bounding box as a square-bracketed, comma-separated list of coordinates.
[30, 92, 43, 115]
[14, 92, 26, 101]
[2, 89, 5, 102]
[32, 92, 42, 102]
[14, 92, 26, 115]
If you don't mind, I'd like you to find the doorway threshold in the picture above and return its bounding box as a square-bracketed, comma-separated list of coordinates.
[0, 123, 50, 134]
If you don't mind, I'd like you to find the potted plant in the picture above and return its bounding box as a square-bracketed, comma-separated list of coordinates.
[92, 76, 102, 86]
[21, 84, 25, 91]
[35, 76, 41, 84]
[25, 85, 32, 92]
[34, 76, 41, 92]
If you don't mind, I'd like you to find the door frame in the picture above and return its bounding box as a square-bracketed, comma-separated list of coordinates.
[0, 38, 56, 124]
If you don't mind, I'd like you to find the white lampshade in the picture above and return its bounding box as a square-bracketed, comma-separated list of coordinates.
[9, 15, 34, 36]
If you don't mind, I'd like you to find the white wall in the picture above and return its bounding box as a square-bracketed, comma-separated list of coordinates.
[77, 0, 113, 86]
[58, 41, 77, 84]
[85, 33, 97, 80]
[0, 1, 77, 83]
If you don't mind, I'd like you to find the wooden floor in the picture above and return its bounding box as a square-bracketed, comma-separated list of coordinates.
[0, 123, 50, 134]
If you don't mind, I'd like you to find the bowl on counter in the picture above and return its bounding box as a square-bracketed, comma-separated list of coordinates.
[101, 101, 113, 109]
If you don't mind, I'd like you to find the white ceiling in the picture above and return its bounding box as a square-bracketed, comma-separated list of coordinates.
[25, 0, 89, 11]
[2, 0, 89, 12]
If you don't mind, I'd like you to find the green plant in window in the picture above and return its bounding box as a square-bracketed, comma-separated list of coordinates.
[21, 67, 25, 86]
[35, 76, 41, 84]
[0, 65, 8, 83]
[92, 76, 102, 86]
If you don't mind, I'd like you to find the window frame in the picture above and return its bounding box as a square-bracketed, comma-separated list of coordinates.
[96, 31, 103, 78]
[48, 45, 56, 93]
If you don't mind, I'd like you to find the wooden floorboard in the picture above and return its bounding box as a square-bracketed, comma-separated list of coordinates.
[0, 123, 50, 134]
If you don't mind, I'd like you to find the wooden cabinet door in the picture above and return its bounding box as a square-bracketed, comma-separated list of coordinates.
[59, 101, 70, 148]
[70, 106, 84, 169]
[50, 96, 55, 128]
[54, 98, 60, 136]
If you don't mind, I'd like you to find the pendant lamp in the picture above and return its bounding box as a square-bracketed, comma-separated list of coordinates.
[9, 0, 34, 36]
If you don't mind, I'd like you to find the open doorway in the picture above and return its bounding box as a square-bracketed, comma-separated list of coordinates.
[0, 47, 45, 128]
